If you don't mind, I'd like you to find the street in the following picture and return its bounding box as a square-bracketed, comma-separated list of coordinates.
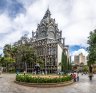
[0, 74, 96, 93]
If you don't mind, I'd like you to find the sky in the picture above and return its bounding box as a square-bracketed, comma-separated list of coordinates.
[0, 0, 96, 60]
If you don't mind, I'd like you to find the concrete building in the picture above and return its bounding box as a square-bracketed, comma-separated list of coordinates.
[74, 53, 86, 65]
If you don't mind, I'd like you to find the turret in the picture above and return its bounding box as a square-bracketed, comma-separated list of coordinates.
[43, 8, 51, 19]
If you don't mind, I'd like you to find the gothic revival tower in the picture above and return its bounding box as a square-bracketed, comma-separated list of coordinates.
[31, 9, 66, 73]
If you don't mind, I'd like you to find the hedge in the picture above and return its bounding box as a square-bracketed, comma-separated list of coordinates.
[16, 74, 72, 83]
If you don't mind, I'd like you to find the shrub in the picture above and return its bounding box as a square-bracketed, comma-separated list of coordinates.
[16, 74, 72, 83]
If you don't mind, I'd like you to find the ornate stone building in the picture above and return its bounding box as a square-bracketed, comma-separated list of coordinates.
[30, 9, 68, 73]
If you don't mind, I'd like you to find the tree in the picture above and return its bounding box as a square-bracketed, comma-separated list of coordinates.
[13, 44, 35, 71]
[12, 34, 45, 71]
[36, 58, 44, 69]
[0, 55, 2, 66]
[0, 56, 15, 72]
[3, 44, 12, 57]
[61, 50, 68, 73]
[82, 65, 88, 72]
[87, 29, 96, 66]
[2, 34, 45, 72]
[67, 58, 72, 71]
[2, 44, 16, 72]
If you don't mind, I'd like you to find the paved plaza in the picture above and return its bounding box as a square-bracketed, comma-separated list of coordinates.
[0, 74, 96, 93]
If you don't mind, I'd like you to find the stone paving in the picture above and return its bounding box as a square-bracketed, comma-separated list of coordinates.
[0, 73, 96, 93]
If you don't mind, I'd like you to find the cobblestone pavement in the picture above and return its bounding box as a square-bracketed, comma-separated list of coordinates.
[0, 74, 96, 93]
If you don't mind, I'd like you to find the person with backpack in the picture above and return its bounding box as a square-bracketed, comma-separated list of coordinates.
[72, 73, 76, 82]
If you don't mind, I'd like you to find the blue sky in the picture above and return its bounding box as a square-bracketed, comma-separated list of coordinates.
[0, 0, 95, 58]
[0, 0, 25, 17]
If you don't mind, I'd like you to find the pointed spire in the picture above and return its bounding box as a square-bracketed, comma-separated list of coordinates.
[43, 8, 51, 19]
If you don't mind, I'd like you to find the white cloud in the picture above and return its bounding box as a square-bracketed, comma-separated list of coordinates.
[63, 19, 92, 46]
[0, 14, 12, 33]
[72, 48, 88, 56]
[0, 49, 3, 55]
[71, 48, 88, 61]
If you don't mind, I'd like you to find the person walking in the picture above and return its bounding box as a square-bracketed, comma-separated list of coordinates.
[24, 70, 26, 75]
[89, 65, 93, 81]
[72, 73, 76, 82]
[77, 73, 79, 81]
[89, 73, 93, 81]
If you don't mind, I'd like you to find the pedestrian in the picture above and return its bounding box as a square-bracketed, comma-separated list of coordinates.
[16, 69, 19, 75]
[70, 73, 73, 78]
[89, 73, 93, 81]
[24, 70, 26, 75]
[77, 73, 79, 81]
[72, 73, 76, 82]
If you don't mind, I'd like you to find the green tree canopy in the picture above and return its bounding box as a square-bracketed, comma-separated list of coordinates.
[61, 50, 68, 72]
[2, 34, 45, 72]
[87, 29, 96, 66]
